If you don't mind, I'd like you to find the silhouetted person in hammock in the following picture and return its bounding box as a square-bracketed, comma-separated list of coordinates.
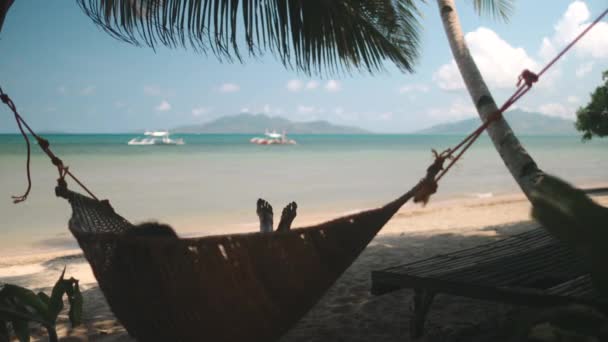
[257, 198, 297, 233]
[125, 221, 179, 238]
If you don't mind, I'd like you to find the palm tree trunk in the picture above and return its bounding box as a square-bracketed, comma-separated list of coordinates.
[0, 0, 14, 33]
[436, 0, 542, 198]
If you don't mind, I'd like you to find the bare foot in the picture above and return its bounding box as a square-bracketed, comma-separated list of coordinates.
[277, 202, 297, 232]
[257, 198, 274, 233]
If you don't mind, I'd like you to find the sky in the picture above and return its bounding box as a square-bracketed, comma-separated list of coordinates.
[0, 0, 607, 133]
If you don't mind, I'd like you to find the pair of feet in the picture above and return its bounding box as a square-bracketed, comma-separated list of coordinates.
[257, 199, 297, 233]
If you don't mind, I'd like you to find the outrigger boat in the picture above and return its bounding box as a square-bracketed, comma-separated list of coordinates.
[250, 130, 296, 145]
[128, 131, 185, 145]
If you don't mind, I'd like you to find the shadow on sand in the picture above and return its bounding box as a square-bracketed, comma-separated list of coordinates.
[10, 221, 597, 341]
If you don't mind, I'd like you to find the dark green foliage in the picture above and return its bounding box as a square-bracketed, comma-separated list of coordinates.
[575, 70, 608, 140]
[0, 269, 82, 342]
[530, 174, 608, 295]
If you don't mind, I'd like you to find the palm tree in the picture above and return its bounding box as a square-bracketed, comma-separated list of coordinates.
[0, 0, 540, 196]
[436, 0, 542, 197]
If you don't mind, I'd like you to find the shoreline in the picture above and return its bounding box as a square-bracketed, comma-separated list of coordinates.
[2, 186, 607, 282]
[2, 182, 608, 263]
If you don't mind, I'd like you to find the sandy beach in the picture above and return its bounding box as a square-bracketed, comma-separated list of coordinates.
[11, 191, 608, 342]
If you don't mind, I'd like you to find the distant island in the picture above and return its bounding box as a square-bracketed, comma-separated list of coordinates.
[172, 113, 370, 134]
[415, 109, 577, 135]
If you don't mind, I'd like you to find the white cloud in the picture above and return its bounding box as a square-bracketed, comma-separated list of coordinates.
[306, 80, 319, 90]
[286, 79, 303, 92]
[288, 79, 320, 92]
[80, 85, 96, 96]
[537, 102, 575, 119]
[398, 83, 430, 94]
[192, 107, 209, 117]
[334, 107, 344, 115]
[143, 85, 162, 96]
[155, 100, 171, 112]
[540, 2, 608, 60]
[240, 107, 250, 113]
[434, 27, 540, 91]
[219, 83, 240, 93]
[575, 62, 594, 78]
[379, 112, 394, 121]
[262, 104, 271, 113]
[427, 99, 477, 121]
[57, 86, 67, 95]
[567, 96, 580, 104]
[325, 80, 341, 92]
[297, 105, 316, 114]
[114, 101, 126, 108]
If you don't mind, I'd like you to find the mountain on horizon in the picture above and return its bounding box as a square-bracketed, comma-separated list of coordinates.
[415, 109, 577, 135]
[172, 113, 370, 134]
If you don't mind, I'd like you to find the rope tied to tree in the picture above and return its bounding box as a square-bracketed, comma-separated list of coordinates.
[412, 6, 608, 204]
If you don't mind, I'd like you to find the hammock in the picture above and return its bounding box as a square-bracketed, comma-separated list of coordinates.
[56, 180, 425, 342]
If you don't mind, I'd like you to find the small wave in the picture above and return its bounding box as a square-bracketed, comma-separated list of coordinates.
[42, 253, 85, 267]
[0, 263, 46, 278]
[474, 192, 493, 199]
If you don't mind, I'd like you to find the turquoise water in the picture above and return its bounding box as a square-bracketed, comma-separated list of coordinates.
[0, 133, 607, 257]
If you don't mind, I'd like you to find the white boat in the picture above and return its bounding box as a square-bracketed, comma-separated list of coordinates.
[128, 131, 185, 145]
[250, 130, 296, 145]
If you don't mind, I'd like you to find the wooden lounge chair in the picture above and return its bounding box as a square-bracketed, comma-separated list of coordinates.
[371, 228, 608, 338]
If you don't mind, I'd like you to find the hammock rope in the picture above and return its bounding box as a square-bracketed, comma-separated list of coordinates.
[435, 6, 608, 184]
[0, 87, 99, 202]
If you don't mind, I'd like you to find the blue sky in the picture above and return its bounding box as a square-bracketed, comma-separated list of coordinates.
[0, 0, 607, 133]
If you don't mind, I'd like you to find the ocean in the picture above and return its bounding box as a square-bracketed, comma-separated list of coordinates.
[0, 133, 607, 285]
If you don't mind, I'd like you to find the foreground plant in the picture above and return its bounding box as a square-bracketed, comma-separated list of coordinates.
[0, 269, 83, 342]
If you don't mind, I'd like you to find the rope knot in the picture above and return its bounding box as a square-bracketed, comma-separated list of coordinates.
[37, 137, 50, 150]
[517, 69, 539, 87]
[51, 156, 63, 167]
[0, 94, 9, 104]
[414, 149, 452, 205]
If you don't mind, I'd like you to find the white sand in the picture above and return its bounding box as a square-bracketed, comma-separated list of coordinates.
[22, 193, 608, 341]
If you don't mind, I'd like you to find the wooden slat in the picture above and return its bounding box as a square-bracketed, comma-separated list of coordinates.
[383, 229, 554, 278]
[371, 227, 606, 309]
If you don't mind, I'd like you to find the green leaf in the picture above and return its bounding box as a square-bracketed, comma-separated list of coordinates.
[48, 269, 67, 321]
[37, 292, 50, 307]
[0, 285, 50, 322]
[11, 319, 30, 342]
[66, 280, 83, 327]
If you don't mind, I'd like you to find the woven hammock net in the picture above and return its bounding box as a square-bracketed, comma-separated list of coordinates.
[56, 184, 416, 342]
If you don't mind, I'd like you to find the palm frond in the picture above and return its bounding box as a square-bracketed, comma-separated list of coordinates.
[471, 0, 514, 22]
[76, 0, 422, 75]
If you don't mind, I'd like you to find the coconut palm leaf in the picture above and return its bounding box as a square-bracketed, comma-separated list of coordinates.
[471, 0, 515, 21]
[76, 0, 422, 75]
